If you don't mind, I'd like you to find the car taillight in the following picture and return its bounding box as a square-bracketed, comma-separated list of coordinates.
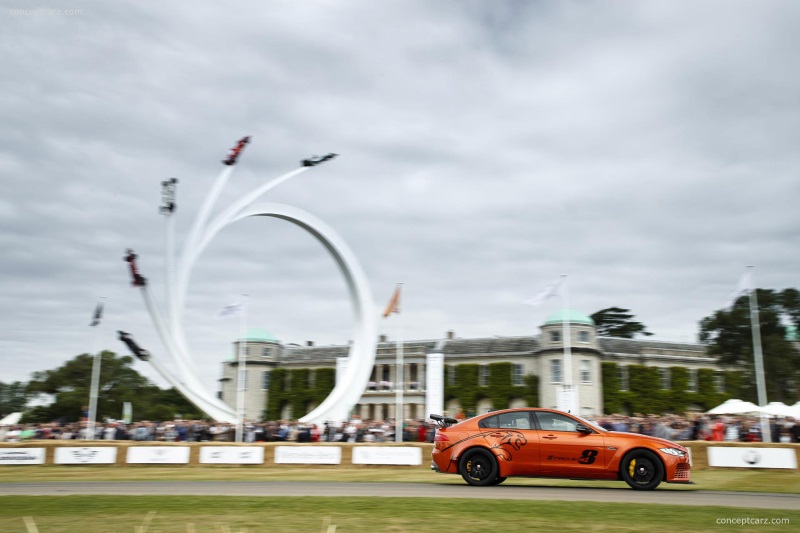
[434, 432, 449, 442]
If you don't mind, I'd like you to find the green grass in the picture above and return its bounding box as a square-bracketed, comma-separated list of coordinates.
[0, 496, 798, 533]
[1, 465, 799, 493]
[0, 467, 798, 532]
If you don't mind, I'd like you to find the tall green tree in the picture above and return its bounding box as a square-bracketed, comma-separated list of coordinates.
[24, 351, 204, 423]
[590, 307, 653, 338]
[699, 288, 800, 404]
[0, 381, 29, 418]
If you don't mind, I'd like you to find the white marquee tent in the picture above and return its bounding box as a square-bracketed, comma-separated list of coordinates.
[759, 402, 799, 418]
[705, 399, 761, 415]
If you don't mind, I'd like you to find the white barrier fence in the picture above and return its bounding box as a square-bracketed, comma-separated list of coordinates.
[0, 448, 46, 465]
[706, 447, 798, 469]
[199, 446, 264, 464]
[0, 446, 424, 466]
[55, 447, 117, 464]
[127, 446, 191, 464]
[352, 446, 422, 465]
[274, 446, 342, 465]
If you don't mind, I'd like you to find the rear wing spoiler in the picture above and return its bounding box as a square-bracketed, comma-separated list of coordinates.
[430, 413, 458, 428]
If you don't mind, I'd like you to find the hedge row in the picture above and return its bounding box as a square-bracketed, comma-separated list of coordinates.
[601, 362, 742, 415]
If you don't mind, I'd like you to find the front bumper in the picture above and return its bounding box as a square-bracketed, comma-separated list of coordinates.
[664, 457, 692, 483]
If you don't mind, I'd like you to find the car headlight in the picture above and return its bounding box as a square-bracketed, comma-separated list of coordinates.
[659, 447, 687, 457]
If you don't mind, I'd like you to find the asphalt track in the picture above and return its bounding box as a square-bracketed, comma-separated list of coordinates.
[1, 481, 798, 510]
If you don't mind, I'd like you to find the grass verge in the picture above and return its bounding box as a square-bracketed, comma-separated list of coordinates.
[0, 496, 798, 533]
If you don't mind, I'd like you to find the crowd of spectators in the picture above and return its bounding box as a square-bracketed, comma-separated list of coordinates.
[592, 413, 800, 443]
[0, 416, 437, 443]
[1, 413, 799, 443]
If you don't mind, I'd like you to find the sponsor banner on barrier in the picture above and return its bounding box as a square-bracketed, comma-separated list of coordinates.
[0, 448, 46, 465]
[199, 446, 265, 464]
[55, 447, 117, 465]
[126, 446, 191, 464]
[707, 447, 798, 469]
[352, 446, 422, 465]
[274, 446, 341, 464]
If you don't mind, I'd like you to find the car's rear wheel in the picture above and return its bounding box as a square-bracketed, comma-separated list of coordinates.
[458, 449, 498, 486]
[620, 449, 664, 490]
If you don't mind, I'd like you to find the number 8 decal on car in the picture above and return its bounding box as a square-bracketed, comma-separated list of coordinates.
[578, 449, 598, 464]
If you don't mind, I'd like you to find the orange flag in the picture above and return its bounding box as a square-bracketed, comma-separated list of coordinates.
[383, 285, 401, 318]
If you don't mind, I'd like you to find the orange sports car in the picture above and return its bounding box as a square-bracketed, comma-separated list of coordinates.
[430, 408, 691, 490]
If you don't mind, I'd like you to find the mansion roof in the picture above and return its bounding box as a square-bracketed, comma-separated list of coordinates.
[271, 334, 709, 365]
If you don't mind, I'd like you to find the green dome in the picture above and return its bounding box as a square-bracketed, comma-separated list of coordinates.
[240, 328, 278, 343]
[544, 309, 595, 326]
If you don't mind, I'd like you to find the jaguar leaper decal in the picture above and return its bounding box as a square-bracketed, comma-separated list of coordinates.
[441, 430, 528, 461]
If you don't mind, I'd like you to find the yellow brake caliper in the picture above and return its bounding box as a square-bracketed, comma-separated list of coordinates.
[628, 458, 636, 477]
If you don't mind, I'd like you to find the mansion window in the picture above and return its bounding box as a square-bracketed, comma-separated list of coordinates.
[580, 360, 591, 383]
[660, 368, 670, 390]
[550, 359, 562, 384]
[549, 331, 561, 342]
[618, 366, 629, 391]
[687, 368, 697, 392]
[715, 371, 725, 393]
[578, 330, 590, 343]
[262, 371, 271, 390]
[479, 365, 489, 386]
[447, 365, 456, 386]
[512, 363, 524, 386]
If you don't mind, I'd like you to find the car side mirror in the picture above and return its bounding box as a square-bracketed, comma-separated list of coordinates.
[576, 423, 593, 434]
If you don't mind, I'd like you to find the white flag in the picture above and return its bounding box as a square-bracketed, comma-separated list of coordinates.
[217, 301, 245, 319]
[727, 271, 751, 308]
[524, 277, 563, 307]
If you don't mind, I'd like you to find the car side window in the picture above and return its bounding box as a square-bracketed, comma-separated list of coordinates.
[535, 412, 579, 432]
[479, 415, 498, 429]
[479, 412, 531, 430]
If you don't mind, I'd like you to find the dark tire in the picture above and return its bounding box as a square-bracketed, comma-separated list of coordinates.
[458, 449, 498, 486]
[488, 476, 507, 486]
[620, 449, 664, 490]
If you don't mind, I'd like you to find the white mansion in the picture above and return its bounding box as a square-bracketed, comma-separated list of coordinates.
[219, 309, 722, 421]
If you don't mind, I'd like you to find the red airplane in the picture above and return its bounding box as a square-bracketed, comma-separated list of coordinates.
[222, 136, 251, 165]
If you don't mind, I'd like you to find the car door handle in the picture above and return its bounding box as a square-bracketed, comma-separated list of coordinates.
[543, 435, 557, 440]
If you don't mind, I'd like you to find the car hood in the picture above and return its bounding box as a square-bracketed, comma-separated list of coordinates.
[605, 431, 685, 449]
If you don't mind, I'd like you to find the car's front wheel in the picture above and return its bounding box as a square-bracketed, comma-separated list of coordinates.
[620, 449, 664, 490]
[458, 449, 498, 486]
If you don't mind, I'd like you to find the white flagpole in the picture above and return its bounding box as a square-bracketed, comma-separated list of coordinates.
[235, 294, 249, 443]
[745, 267, 771, 442]
[86, 297, 106, 440]
[560, 275, 575, 413]
[395, 283, 404, 443]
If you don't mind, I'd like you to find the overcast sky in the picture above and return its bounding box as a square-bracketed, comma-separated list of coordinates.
[2, 1, 798, 399]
